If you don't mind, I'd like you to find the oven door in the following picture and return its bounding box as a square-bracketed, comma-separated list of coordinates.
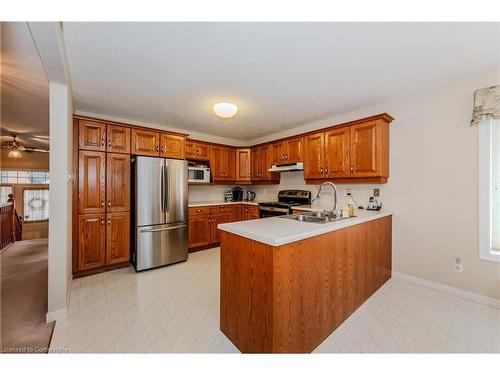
[259, 206, 290, 218]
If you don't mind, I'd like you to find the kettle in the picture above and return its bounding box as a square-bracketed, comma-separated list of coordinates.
[246, 190, 256, 201]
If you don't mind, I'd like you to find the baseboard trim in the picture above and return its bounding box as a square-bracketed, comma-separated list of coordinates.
[391, 271, 500, 309]
[46, 307, 68, 323]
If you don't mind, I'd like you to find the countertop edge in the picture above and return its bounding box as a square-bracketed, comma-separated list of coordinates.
[188, 201, 259, 207]
[219, 211, 392, 247]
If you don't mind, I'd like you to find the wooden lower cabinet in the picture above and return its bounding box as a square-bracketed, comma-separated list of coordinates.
[188, 204, 255, 250]
[78, 214, 106, 271]
[188, 214, 212, 248]
[106, 212, 130, 265]
[77, 212, 130, 272]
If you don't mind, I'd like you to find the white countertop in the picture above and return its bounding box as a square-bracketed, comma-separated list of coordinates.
[189, 201, 259, 207]
[218, 209, 392, 246]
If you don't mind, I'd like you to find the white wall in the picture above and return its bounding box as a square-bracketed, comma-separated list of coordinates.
[47, 81, 73, 321]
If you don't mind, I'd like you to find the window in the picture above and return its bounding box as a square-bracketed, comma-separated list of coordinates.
[23, 189, 49, 221]
[479, 119, 500, 262]
[0, 171, 49, 184]
[0, 186, 13, 204]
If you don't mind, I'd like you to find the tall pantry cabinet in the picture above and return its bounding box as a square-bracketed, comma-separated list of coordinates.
[74, 118, 131, 275]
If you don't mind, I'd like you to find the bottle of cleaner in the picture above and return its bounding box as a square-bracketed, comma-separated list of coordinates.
[346, 192, 357, 217]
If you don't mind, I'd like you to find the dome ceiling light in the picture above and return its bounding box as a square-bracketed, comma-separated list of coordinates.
[213, 102, 238, 119]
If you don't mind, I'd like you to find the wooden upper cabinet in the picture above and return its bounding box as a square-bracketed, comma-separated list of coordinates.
[286, 136, 303, 163]
[78, 151, 106, 214]
[304, 132, 325, 179]
[324, 127, 350, 178]
[106, 153, 130, 212]
[259, 145, 273, 180]
[251, 147, 261, 180]
[271, 141, 286, 165]
[236, 149, 251, 182]
[160, 133, 186, 159]
[350, 121, 388, 177]
[131, 129, 159, 156]
[225, 148, 236, 181]
[79, 120, 106, 151]
[106, 212, 130, 265]
[107, 125, 130, 154]
[210, 145, 224, 182]
[78, 213, 106, 271]
[186, 140, 210, 160]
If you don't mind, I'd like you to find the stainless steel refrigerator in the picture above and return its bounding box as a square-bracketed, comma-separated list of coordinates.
[131, 156, 188, 271]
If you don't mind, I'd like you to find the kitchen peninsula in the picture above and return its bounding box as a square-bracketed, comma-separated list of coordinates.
[218, 210, 392, 353]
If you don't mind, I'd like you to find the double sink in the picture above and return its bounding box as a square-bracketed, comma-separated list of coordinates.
[279, 211, 354, 224]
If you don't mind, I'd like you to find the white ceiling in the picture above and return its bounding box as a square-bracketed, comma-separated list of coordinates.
[63, 22, 499, 141]
[1, 22, 49, 149]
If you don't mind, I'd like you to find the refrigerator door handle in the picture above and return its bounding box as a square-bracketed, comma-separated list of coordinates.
[160, 162, 165, 213]
[164, 162, 169, 213]
[139, 224, 187, 233]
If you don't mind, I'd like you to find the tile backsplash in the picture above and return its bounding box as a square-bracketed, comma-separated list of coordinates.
[189, 171, 384, 211]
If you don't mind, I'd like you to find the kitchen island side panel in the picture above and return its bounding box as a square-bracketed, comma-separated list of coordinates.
[272, 215, 392, 353]
[220, 231, 274, 353]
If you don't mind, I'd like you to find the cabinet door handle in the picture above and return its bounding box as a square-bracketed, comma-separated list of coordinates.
[156, 145, 159, 152]
[285, 154, 288, 160]
[197, 209, 201, 213]
[320, 168, 323, 173]
[101, 201, 104, 207]
[108, 139, 111, 147]
[108, 201, 111, 207]
[107, 218, 111, 225]
[350, 166, 354, 172]
[101, 138, 105, 146]
[325, 167, 328, 174]
[101, 218, 104, 225]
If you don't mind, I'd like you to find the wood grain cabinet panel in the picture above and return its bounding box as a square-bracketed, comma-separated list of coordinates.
[285, 136, 303, 163]
[350, 121, 389, 178]
[106, 125, 130, 154]
[304, 132, 325, 179]
[225, 148, 236, 181]
[131, 129, 159, 156]
[106, 153, 130, 212]
[210, 146, 224, 182]
[160, 133, 186, 159]
[78, 151, 106, 214]
[106, 212, 130, 265]
[241, 205, 259, 220]
[188, 214, 212, 248]
[324, 127, 350, 178]
[79, 120, 106, 151]
[210, 211, 234, 244]
[270, 141, 286, 165]
[186, 140, 210, 160]
[78, 214, 106, 271]
[236, 149, 251, 182]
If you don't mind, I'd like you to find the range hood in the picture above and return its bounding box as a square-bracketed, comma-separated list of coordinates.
[269, 162, 304, 173]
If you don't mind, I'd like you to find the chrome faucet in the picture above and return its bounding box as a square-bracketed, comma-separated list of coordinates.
[314, 181, 339, 216]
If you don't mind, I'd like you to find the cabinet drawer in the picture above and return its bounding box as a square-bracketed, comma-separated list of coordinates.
[242, 205, 259, 214]
[189, 206, 211, 216]
[210, 205, 235, 214]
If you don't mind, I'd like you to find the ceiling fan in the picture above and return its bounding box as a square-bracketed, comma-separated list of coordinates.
[1, 134, 49, 159]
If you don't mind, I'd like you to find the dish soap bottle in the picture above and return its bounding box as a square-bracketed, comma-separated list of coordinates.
[346, 193, 357, 217]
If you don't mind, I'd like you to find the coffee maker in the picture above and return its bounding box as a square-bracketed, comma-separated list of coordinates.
[232, 187, 243, 201]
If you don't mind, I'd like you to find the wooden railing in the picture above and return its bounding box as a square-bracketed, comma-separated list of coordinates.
[1, 194, 22, 249]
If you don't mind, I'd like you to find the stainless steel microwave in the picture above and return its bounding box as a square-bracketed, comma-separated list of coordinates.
[188, 166, 211, 183]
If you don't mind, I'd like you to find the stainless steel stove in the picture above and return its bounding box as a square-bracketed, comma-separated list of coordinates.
[258, 190, 311, 218]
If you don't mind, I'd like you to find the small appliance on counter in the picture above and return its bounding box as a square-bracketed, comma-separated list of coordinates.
[224, 190, 233, 202]
[245, 190, 256, 202]
[366, 196, 382, 211]
[232, 187, 243, 201]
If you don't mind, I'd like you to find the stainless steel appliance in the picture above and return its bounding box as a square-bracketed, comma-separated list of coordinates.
[258, 190, 311, 218]
[131, 156, 188, 271]
[232, 187, 243, 201]
[188, 165, 210, 183]
[268, 162, 304, 173]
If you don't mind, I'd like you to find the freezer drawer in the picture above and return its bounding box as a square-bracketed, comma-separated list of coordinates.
[135, 222, 188, 271]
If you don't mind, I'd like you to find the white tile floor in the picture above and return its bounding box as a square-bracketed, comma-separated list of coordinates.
[50, 247, 500, 353]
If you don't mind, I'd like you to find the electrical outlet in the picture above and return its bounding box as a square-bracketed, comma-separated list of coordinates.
[454, 258, 463, 272]
[373, 188, 380, 197]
